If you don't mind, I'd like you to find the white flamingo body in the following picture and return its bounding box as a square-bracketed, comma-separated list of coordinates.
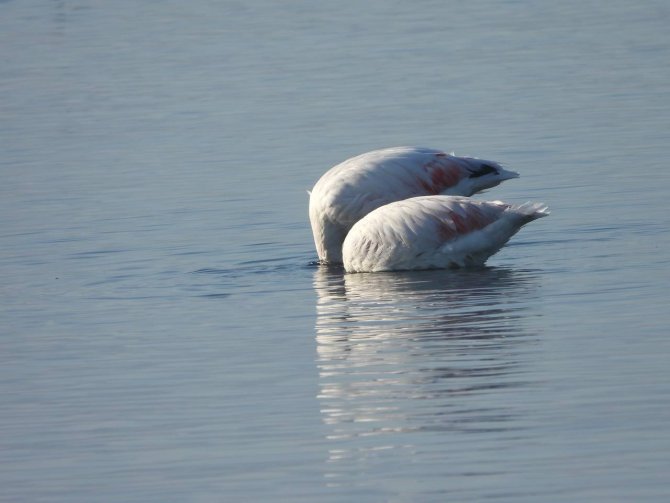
[342, 196, 549, 273]
[309, 146, 519, 263]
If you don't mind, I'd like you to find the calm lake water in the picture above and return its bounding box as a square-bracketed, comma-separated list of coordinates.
[2, 0, 670, 501]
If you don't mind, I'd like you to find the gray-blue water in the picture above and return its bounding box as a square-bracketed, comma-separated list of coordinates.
[2, 1, 670, 501]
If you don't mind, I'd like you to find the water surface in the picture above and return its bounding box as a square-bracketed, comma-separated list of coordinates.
[2, 0, 670, 501]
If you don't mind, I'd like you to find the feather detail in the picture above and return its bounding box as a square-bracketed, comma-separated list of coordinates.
[309, 147, 518, 263]
[342, 195, 548, 272]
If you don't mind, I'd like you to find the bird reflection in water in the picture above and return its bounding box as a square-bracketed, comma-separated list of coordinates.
[313, 266, 541, 487]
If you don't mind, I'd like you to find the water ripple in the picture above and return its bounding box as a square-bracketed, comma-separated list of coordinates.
[313, 267, 542, 474]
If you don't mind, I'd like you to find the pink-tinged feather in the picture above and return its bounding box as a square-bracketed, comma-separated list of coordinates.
[342, 195, 548, 272]
[310, 147, 518, 263]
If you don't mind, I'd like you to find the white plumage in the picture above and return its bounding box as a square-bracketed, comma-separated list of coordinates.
[309, 146, 519, 264]
[342, 196, 549, 273]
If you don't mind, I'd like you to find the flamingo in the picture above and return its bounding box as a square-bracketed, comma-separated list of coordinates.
[309, 146, 519, 263]
[342, 195, 549, 273]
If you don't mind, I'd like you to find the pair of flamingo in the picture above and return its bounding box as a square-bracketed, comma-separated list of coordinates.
[309, 147, 548, 273]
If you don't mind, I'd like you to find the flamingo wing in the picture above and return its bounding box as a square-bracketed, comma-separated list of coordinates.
[309, 147, 518, 263]
[342, 195, 548, 272]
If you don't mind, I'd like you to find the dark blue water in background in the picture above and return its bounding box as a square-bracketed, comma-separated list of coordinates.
[2, 1, 669, 501]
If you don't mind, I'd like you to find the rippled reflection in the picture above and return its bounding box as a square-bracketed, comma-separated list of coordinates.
[313, 267, 541, 483]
